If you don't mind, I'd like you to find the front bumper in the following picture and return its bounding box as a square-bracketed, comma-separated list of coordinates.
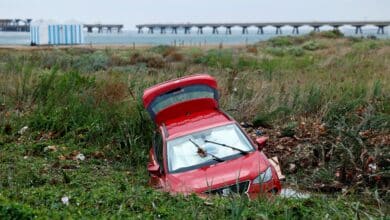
[201, 165, 282, 198]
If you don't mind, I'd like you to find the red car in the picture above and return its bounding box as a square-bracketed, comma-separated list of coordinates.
[142, 74, 281, 197]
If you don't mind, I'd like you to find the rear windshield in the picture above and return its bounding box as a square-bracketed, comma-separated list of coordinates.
[148, 84, 218, 119]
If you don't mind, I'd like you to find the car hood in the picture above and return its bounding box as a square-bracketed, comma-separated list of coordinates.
[164, 151, 270, 193]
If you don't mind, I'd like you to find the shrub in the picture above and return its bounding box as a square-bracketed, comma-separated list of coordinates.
[110, 53, 133, 66]
[353, 41, 379, 51]
[165, 51, 184, 62]
[318, 30, 344, 38]
[302, 40, 324, 51]
[72, 51, 110, 72]
[237, 55, 258, 70]
[148, 45, 176, 57]
[304, 85, 324, 113]
[257, 58, 279, 80]
[281, 122, 297, 137]
[252, 107, 292, 128]
[265, 47, 285, 56]
[246, 46, 258, 54]
[269, 36, 293, 47]
[287, 47, 305, 57]
[198, 49, 234, 68]
[0, 197, 36, 220]
[146, 54, 165, 68]
[129, 52, 165, 68]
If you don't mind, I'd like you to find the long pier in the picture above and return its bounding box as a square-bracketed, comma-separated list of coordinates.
[0, 19, 32, 32]
[84, 24, 124, 33]
[136, 21, 390, 35]
[0, 19, 124, 34]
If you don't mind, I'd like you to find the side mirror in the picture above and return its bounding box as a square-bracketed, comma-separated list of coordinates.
[255, 136, 268, 151]
[147, 163, 162, 176]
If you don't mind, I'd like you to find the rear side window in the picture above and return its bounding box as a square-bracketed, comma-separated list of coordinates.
[148, 84, 218, 119]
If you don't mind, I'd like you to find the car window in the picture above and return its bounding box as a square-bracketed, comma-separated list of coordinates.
[153, 131, 164, 168]
[148, 84, 218, 119]
[167, 124, 254, 173]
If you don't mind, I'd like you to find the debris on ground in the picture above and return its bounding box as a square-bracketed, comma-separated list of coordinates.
[75, 153, 85, 161]
[268, 157, 285, 180]
[18, 126, 28, 135]
[92, 151, 105, 159]
[44, 145, 58, 152]
[280, 188, 310, 199]
[61, 196, 69, 205]
[242, 118, 389, 194]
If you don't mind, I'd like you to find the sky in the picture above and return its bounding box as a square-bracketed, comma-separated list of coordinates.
[1, 0, 389, 29]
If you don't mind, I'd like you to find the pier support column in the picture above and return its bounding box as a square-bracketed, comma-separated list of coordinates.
[148, 27, 154, 34]
[313, 26, 320, 32]
[212, 27, 219, 34]
[138, 27, 143, 34]
[171, 27, 177, 34]
[87, 27, 93, 33]
[184, 27, 191, 34]
[107, 27, 112, 33]
[225, 27, 232, 35]
[377, 26, 385, 35]
[160, 27, 166, 34]
[354, 26, 363, 34]
[98, 27, 103, 33]
[242, 26, 248, 34]
[257, 26, 264, 34]
[292, 26, 299, 34]
[275, 26, 282, 34]
[118, 27, 122, 33]
[332, 25, 340, 31]
[197, 27, 203, 34]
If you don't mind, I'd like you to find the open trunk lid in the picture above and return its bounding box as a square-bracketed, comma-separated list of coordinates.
[142, 74, 219, 125]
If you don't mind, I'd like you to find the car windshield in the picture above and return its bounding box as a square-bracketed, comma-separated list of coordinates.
[167, 124, 254, 173]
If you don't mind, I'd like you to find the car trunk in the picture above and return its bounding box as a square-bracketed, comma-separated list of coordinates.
[142, 74, 219, 126]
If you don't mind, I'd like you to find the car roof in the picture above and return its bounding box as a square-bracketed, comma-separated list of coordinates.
[164, 109, 233, 140]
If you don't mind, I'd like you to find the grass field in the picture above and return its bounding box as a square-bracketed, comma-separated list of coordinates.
[0, 31, 389, 219]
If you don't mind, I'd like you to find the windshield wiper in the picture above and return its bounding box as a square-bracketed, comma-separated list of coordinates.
[204, 139, 249, 155]
[188, 139, 224, 162]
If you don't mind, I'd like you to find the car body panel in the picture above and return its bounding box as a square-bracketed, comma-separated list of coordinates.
[143, 74, 282, 197]
[165, 109, 231, 140]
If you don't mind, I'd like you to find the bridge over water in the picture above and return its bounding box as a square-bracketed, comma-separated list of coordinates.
[84, 24, 124, 33]
[0, 19, 32, 32]
[136, 21, 390, 35]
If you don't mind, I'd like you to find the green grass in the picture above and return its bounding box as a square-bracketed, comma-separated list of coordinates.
[0, 32, 389, 218]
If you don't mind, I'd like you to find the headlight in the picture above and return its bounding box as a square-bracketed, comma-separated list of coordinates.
[253, 166, 272, 184]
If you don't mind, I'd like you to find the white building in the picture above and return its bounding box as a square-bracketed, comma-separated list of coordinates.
[30, 20, 84, 45]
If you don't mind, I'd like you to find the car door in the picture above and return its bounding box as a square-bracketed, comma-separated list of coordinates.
[148, 130, 165, 188]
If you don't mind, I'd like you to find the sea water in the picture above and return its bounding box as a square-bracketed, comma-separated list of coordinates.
[0, 27, 388, 46]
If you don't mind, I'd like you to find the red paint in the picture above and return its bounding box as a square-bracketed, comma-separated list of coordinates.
[143, 74, 281, 197]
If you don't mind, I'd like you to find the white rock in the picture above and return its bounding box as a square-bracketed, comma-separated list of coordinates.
[18, 126, 28, 135]
[280, 188, 310, 199]
[76, 153, 85, 161]
[61, 196, 69, 205]
[368, 163, 377, 172]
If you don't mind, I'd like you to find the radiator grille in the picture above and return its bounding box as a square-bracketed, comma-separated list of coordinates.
[205, 181, 250, 196]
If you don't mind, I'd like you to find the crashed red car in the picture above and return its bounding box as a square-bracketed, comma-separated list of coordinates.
[142, 74, 281, 197]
